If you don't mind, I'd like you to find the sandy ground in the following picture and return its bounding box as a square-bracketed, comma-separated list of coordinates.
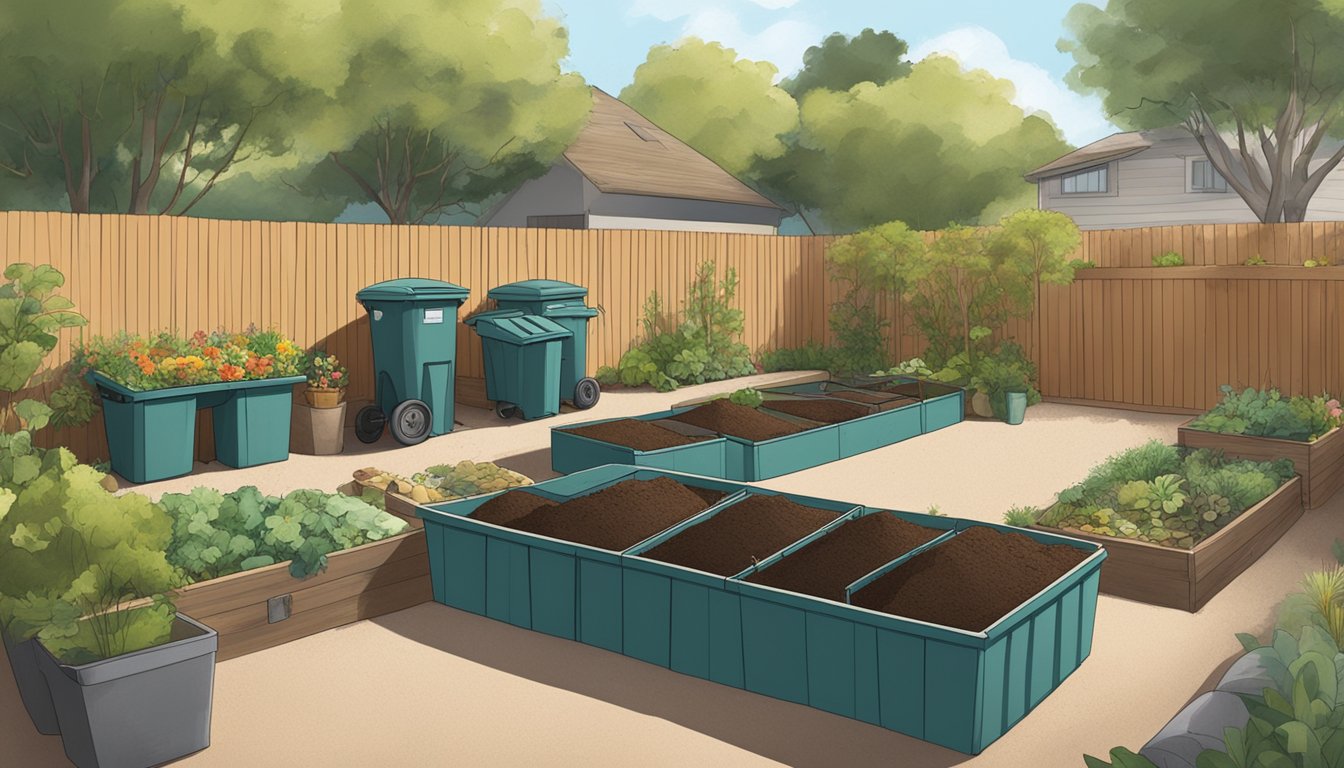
[3, 373, 1338, 768]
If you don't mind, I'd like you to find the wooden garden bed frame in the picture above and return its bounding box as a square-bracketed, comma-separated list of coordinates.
[1032, 477, 1303, 612]
[1177, 422, 1344, 509]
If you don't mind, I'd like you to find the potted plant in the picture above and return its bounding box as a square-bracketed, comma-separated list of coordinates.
[293, 350, 349, 455]
[0, 432, 218, 766]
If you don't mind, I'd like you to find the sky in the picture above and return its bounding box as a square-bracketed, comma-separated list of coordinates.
[547, 0, 1117, 147]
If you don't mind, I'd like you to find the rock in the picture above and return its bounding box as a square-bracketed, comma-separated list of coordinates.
[1216, 648, 1292, 698]
[1140, 691, 1249, 768]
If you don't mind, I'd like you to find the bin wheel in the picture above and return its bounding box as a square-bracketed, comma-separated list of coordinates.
[355, 406, 386, 444]
[573, 377, 601, 410]
[494, 402, 518, 420]
[390, 400, 433, 446]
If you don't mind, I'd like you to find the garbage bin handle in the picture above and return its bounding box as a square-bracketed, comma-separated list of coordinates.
[96, 383, 129, 404]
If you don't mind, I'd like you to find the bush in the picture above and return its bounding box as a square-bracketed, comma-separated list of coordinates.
[595, 262, 754, 391]
[729, 387, 763, 408]
[929, 340, 1042, 417]
[759, 341, 842, 374]
[824, 222, 918, 375]
[0, 263, 96, 434]
[1189, 385, 1342, 442]
[1152, 251, 1185, 267]
[1003, 506, 1039, 527]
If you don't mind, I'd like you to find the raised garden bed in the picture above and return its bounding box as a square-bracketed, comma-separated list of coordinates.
[551, 379, 963, 480]
[1177, 423, 1344, 509]
[416, 466, 1105, 754]
[564, 418, 711, 451]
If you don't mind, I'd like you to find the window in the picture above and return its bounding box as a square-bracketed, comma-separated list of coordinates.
[1191, 158, 1229, 192]
[625, 122, 661, 143]
[1061, 166, 1108, 194]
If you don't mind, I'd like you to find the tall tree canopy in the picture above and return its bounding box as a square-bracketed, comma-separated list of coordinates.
[1062, 0, 1344, 222]
[620, 39, 798, 177]
[0, 0, 291, 215]
[781, 28, 913, 98]
[758, 57, 1069, 232]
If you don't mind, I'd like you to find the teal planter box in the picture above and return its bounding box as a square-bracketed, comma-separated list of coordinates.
[836, 400, 922, 459]
[620, 489, 860, 686]
[923, 389, 965, 432]
[723, 418, 840, 481]
[92, 373, 305, 483]
[551, 414, 728, 476]
[417, 467, 1106, 754]
[418, 466, 745, 652]
[732, 518, 1104, 753]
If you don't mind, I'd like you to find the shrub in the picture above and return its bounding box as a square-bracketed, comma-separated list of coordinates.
[1003, 506, 1039, 527]
[595, 262, 753, 391]
[760, 341, 841, 374]
[824, 222, 918, 375]
[1189, 385, 1342, 442]
[1152, 251, 1185, 267]
[0, 263, 96, 434]
[930, 340, 1042, 417]
[729, 387, 763, 408]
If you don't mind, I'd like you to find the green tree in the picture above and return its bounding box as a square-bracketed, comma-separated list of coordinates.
[824, 221, 924, 374]
[620, 39, 798, 178]
[781, 28, 913, 98]
[1062, 0, 1344, 222]
[762, 57, 1070, 232]
[0, 0, 292, 215]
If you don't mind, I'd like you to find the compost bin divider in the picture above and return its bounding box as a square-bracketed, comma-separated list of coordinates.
[843, 528, 962, 602]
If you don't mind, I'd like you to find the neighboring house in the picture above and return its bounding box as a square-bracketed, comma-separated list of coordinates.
[1026, 128, 1344, 229]
[480, 89, 784, 234]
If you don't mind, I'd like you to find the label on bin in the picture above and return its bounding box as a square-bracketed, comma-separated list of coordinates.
[424, 308, 444, 324]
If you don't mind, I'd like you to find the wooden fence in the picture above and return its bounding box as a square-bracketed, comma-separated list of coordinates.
[2, 211, 1343, 462]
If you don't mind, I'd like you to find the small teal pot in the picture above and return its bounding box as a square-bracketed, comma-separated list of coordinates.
[1004, 391, 1028, 425]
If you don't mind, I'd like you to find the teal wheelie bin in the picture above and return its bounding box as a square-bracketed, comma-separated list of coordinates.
[354, 278, 469, 445]
[464, 311, 570, 420]
[487, 280, 601, 409]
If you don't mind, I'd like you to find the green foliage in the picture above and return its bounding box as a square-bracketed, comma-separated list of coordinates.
[1003, 506, 1040, 527]
[1153, 251, 1186, 267]
[759, 342, 842, 374]
[161, 487, 409, 581]
[929, 341, 1042, 418]
[1190, 386, 1343, 442]
[0, 263, 92, 433]
[877, 358, 935, 378]
[824, 221, 923, 374]
[598, 262, 754, 391]
[781, 28, 913, 98]
[620, 38, 797, 177]
[412, 460, 533, 499]
[1083, 747, 1160, 768]
[729, 388, 764, 408]
[0, 432, 177, 664]
[1042, 443, 1291, 549]
[1246, 254, 1269, 266]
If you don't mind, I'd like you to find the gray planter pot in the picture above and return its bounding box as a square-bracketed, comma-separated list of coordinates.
[36, 613, 218, 768]
[3, 633, 60, 734]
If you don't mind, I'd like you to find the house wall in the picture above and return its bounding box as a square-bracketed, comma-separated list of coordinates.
[1040, 135, 1344, 229]
[479, 161, 587, 227]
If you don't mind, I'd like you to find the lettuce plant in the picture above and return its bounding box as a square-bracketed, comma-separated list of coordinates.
[1190, 385, 1343, 442]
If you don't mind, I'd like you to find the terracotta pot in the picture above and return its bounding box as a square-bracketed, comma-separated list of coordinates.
[292, 402, 346, 455]
[304, 387, 345, 409]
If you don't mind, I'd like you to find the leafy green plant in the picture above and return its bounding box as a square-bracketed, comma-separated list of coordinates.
[0, 263, 95, 434]
[1304, 258, 1331, 268]
[1190, 385, 1342, 442]
[1244, 254, 1268, 266]
[595, 262, 754, 391]
[1003, 506, 1039, 527]
[759, 341, 841, 374]
[823, 221, 919, 375]
[929, 340, 1042, 418]
[925, 504, 945, 517]
[1153, 251, 1185, 267]
[877, 357, 934, 378]
[161, 486, 409, 581]
[729, 388, 764, 408]
[412, 460, 533, 500]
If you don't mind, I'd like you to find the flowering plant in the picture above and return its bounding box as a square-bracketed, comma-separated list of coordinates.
[74, 326, 303, 391]
[306, 350, 348, 390]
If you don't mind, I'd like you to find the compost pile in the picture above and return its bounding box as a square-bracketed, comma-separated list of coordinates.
[355, 461, 531, 504]
[762, 398, 870, 425]
[669, 398, 805, 442]
[473, 490, 558, 527]
[563, 419, 711, 452]
[481, 477, 724, 551]
[851, 526, 1089, 632]
[1038, 442, 1294, 549]
[640, 494, 840, 577]
[745, 512, 943, 602]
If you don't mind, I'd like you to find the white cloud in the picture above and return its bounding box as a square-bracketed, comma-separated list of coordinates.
[681, 8, 818, 79]
[910, 26, 1116, 146]
[746, 0, 800, 8]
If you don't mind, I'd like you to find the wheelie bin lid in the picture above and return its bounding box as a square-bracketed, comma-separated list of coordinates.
[487, 279, 588, 302]
[357, 278, 469, 304]
[468, 312, 571, 344]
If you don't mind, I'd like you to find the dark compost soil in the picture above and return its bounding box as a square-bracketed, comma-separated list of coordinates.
[501, 477, 724, 551]
[744, 512, 944, 602]
[640, 494, 841, 576]
[826, 389, 902, 405]
[762, 398, 870, 424]
[563, 419, 711, 451]
[850, 526, 1090, 632]
[878, 382, 927, 399]
[472, 491, 558, 527]
[668, 398, 806, 442]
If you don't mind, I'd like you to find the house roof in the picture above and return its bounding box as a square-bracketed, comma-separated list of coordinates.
[562, 89, 783, 210]
[1024, 132, 1154, 182]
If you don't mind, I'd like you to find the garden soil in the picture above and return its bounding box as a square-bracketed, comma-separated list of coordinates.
[640, 494, 841, 576]
[745, 512, 944, 602]
[472, 491, 557, 527]
[502, 477, 724, 551]
[851, 526, 1090, 632]
[762, 398, 870, 424]
[669, 399, 806, 442]
[826, 389, 904, 406]
[563, 419, 711, 451]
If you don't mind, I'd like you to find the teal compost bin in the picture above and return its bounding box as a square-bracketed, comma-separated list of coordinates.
[488, 280, 601, 409]
[465, 311, 569, 420]
[354, 278, 469, 446]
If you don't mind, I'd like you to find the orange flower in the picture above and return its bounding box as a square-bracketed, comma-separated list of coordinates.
[201, 346, 221, 360]
[218, 364, 244, 382]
